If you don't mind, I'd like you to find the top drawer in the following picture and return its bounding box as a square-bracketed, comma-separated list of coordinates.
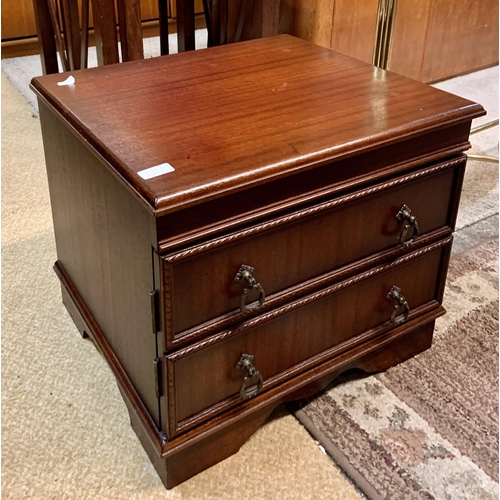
[161, 156, 465, 345]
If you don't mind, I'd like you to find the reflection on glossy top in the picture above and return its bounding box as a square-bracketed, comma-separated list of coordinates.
[31, 35, 485, 213]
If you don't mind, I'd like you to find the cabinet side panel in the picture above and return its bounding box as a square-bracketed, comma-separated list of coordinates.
[38, 101, 161, 427]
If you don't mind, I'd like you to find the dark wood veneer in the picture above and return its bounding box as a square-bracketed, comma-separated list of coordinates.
[32, 35, 484, 488]
[31, 35, 483, 215]
[168, 240, 451, 437]
[155, 140, 469, 251]
[39, 101, 162, 426]
[163, 160, 461, 340]
[169, 226, 453, 349]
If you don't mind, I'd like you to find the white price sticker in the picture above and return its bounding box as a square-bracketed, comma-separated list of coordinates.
[138, 163, 175, 180]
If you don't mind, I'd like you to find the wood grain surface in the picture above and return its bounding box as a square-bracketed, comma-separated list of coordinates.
[167, 241, 450, 436]
[421, 0, 499, 82]
[39, 101, 162, 426]
[116, 0, 145, 62]
[330, 0, 378, 64]
[390, 0, 432, 80]
[279, 0, 335, 47]
[2, 0, 39, 39]
[30, 35, 484, 215]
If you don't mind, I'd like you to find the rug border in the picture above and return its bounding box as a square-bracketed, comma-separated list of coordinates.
[294, 407, 383, 500]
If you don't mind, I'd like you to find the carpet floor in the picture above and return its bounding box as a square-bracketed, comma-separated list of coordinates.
[1, 72, 364, 499]
[293, 238, 499, 500]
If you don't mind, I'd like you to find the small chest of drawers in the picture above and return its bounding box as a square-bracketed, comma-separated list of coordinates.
[31, 35, 484, 488]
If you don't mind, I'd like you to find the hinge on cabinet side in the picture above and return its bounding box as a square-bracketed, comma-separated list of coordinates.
[153, 358, 163, 398]
[150, 290, 158, 335]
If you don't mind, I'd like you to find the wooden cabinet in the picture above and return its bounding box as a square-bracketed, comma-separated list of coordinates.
[31, 35, 484, 489]
[1, 0, 39, 40]
[279, 0, 499, 82]
[330, 0, 379, 64]
[279, 0, 379, 64]
[279, 0, 336, 48]
[419, 0, 499, 82]
[390, 0, 431, 80]
[1, 0, 161, 40]
[1, 0, 207, 60]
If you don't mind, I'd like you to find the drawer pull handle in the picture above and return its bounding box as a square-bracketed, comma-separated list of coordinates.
[236, 354, 264, 400]
[386, 286, 410, 325]
[396, 205, 419, 246]
[234, 264, 266, 313]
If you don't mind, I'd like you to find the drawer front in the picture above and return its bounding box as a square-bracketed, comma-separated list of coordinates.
[165, 239, 451, 437]
[162, 158, 463, 341]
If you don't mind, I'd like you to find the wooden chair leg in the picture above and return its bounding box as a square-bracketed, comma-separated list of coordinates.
[116, 0, 144, 62]
[61, 0, 82, 70]
[46, 0, 70, 71]
[91, 0, 119, 65]
[202, 0, 214, 47]
[176, 0, 195, 52]
[234, 0, 253, 43]
[32, 0, 59, 74]
[158, 0, 170, 55]
[80, 0, 89, 69]
[218, 0, 227, 44]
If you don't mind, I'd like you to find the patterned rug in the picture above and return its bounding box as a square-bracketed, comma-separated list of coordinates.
[292, 238, 499, 500]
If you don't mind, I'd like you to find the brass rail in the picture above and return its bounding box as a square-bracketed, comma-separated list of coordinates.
[467, 155, 499, 164]
[469, 119, 498, 163]
[372, 0, 398, 70]
[470, 119, 499, 135]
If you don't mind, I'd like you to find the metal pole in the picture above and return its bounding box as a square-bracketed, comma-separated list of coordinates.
[372, 0, 398, 70]
[467, 154, 499, 164]
[469, 120, 498, 163]
[470, 119, 499, 135]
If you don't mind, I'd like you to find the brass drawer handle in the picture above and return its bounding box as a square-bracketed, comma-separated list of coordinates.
[236, 354, 264, 400]
[386, 285, 410, 325]
[234, 264, 266, 313]
[396, 204, 419, 246]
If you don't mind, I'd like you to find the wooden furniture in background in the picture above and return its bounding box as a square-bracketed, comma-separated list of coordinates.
[176, 0, 279, 52]
[389, 0, 430, 79]
[31, 35, 484, 488]
[30, 0, 279, 74]
[32, 0, 145, 74]
[419, 0, 499, 82]
[32, 0, 145, 73]
[2, 0, 190, 59]
[5, 0, 498, 82]
[331, 0, 378, 65]
[2, 0, 160, 39]
[278, 0, 498, 82]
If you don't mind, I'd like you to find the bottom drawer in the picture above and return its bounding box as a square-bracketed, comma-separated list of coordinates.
[165, 238, 451, 437]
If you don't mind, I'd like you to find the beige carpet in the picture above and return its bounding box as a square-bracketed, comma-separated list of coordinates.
[1, 73, 365, 498]
[293, 239, 499, 499]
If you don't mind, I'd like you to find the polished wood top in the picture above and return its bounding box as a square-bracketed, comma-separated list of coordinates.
[31, 35, 484, 214]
